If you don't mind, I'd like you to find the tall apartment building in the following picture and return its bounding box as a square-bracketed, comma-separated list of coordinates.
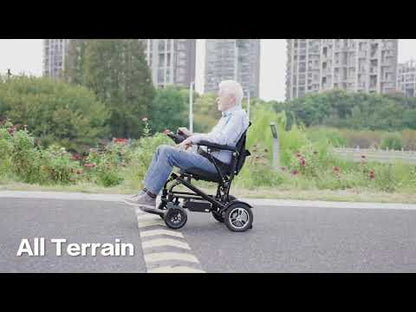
[286, 39, 399, 100]
[204, 39, 260, 98]
[397, 59, 416, 97]
[141, 39, 196, 88]
[43, 39, 196, 88]
[43, 39, 71, 79]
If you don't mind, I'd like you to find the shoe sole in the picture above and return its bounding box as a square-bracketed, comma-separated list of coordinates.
[122, 198, 138, 206]
[141, 206, 163, 214]
[122, 198, 156, 210]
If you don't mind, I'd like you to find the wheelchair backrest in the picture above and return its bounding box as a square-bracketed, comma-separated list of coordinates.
[231, 122, 251, 176]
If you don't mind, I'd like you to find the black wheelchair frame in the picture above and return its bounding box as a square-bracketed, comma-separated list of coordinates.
[152, 125, 253, 232]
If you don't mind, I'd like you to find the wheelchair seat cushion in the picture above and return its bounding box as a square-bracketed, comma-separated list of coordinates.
[179, 167, 222, 182]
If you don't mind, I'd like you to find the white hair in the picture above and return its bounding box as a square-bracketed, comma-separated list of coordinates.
[219, 80, 244, 106]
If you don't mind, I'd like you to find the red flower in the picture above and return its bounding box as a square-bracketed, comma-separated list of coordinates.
[369, 170, 375, 179]
[84, 163, 97, 168]
[295, 152, 302, 158]
[300, 158, 306, 167]
[113, 138, 128, 144]
[70, 153, 81, 161]
[280, 166, 287, 171]
[291, 169, 299, 176]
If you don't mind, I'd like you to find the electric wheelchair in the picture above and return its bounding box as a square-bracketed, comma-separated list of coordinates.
[147, 124, 253, 232]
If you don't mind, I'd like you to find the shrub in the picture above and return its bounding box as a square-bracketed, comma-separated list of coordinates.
[124, 133, 172, 189]
[373, 164, 398, 192]
[40, 145, 81, 184]
[401, 129, 416, 150]
[306, 126, 347, 147]
[96, 160, 124, 187]
[380, 133, 403, 150]
[0, 75, 108, 153]
[9, 129, 44, 183]
[0, 123, 13, 177]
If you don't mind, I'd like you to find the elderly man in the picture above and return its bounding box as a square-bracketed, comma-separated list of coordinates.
[124, 80, 249, 212]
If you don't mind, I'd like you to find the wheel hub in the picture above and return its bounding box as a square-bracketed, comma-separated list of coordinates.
[229, 208, 249, 228]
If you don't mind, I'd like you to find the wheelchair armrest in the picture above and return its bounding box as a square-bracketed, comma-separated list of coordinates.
[197, 140, 236, 152]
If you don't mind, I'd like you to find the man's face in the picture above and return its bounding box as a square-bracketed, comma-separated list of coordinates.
[216, 88, 236, 112]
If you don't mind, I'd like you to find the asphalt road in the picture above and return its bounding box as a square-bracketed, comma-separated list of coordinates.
[1, 195, 416, 273]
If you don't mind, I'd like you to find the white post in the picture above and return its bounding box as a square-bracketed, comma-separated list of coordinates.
[270, 123, 279, 168]
[189, 81, 194, 133]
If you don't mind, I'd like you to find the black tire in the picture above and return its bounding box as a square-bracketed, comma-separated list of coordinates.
[164, 207, 187, 230]
[212, 211, 225, 223]
[211, 195, 236, 223]
[224, 202, 253, 232]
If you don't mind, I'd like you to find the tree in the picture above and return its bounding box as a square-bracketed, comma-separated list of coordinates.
[192, 92, 220, 133]
[63, 39, 86, 85]
[274, 90, 416, 131]
[65, 39, 155, 139]
[148, 86, 188, 134]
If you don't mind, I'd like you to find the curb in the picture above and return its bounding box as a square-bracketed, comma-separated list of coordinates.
[1, 190, 416, 211]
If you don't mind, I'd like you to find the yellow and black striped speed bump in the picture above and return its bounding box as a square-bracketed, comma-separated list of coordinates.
[135, 208, 205, 273]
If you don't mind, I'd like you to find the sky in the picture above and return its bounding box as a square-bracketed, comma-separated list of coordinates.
[1, 39, 416, 102]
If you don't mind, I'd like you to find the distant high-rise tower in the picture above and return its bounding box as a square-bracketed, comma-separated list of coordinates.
[43, 39, 72, 79]
[43, 39, 196, 87]
[141, 39, 196, 88]
[286, 39, 399, 100]
[204, 39, 260, 98]
[397, 59, 416, 97]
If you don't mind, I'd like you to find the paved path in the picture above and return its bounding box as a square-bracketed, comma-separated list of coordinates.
[1, 191, 416, 272]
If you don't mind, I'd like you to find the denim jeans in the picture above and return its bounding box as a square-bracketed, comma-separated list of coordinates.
[143, 144, 218, 195]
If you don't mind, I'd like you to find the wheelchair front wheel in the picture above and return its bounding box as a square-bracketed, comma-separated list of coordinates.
[164, 206, 187, 230]
[224, 202, 253, 232]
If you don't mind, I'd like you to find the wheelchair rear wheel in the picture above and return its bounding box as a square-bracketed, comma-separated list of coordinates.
[224, 202, 253, 232]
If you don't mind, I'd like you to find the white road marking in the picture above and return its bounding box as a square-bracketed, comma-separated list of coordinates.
[134, 210, 205, 273]
[140, 229, 184, 238]
[138, 218, 165, 228]
[138, 213, 163, 220]
[142, 238, 191, 250]
[149, 266, 205, 273]
[144, 252, 200, 263]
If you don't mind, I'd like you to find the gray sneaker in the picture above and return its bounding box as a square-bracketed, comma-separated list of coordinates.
[125, 193, 157, 212]
[123, 190, 145, 205]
